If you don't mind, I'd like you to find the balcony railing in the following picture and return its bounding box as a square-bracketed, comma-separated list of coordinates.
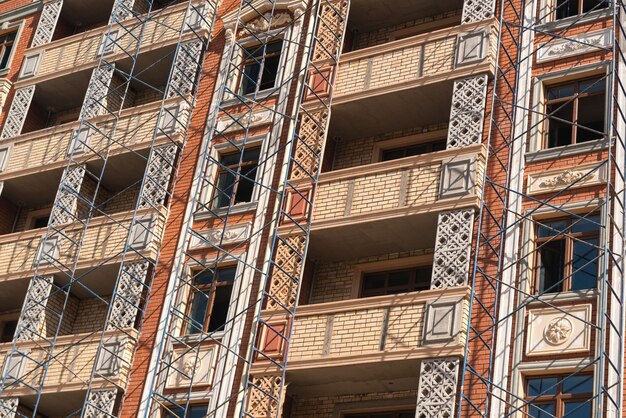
[0, 329, 137, 394]
[0, 98, 188, 180]
[334, 19, 498, 102]
[311, 144, 485, 228]
[287, 287, 469, 369]
[0, 207, 166, 281]
[18, 1, 212, 82]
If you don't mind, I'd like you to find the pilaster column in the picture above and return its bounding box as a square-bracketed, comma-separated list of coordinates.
[0, 86, 35, 140]
[31, 0, 63, 47]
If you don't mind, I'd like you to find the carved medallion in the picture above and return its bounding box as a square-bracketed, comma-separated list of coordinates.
[544, 317, 573, 345]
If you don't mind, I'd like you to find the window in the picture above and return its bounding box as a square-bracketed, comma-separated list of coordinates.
[240, 41, 283, 95]
[381, 139, 446, 162]
[554, 0, 608, 20]
[525, 374, 593, 418]
[534, 215, 599, 294]
[545, 77, 605, 148]
[186, 267, 236, 335]
[212, 148, 260, 209]
[163, 404, 208, 418]
[345, 410, 415, 418]
[0, 31, 16, 71]
[361, 266, 432, 297]
[0, 319, 17, 343]
[32, 215, 50, 229]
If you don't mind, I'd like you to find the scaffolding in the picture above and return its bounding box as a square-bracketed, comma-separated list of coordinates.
[0, 0, 216, 416]
[144, 0, 350, 417]
[459, 0, 626, 417]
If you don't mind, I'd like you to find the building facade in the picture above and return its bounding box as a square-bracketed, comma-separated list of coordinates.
[0, 0, 620, 418]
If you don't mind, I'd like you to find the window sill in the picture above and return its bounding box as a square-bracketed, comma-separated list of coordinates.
[221, 88, 276, 108]
[535, 9, 612, 33]
[176, 331, 226, 345]
[525, 288, 597, 307]
[194, 201, 258, 221]
[525, 138, 609, 163]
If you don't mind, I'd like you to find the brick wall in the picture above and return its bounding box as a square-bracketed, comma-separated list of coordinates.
[309, 249, 434, 304]
[330, 123, 448, 170]
[353, 10, 462, 50]
[71, 296, 110, 334]
[291, 390, 417, 418]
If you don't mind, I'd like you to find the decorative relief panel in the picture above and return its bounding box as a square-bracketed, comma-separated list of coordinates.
[266, 234, 307, 311]
[0, 79, 12, 111]
[185, 2, 214, 32]
[246, 375, 282, 418]
[527, 163, 607, 195]
[0, 397, 18, 418]
[461, 0, 496, 24]
[431, 209, 475, 289]
[456, 30, 488, 66]
[416, 358, 460, 418]
[94, 338, 124, 376]
[216, 107, 275, 133]
[537, 29, 611, 63]
[107, 261, 149, 330]
[439, 156, 476, 199]
[83, 389, 117, 417]
[165, 345, 216, 388]
[0, 147, 9, 172]
[422, 298, 464, 345]
[1, 85, 35, 140]
[446, 75, 488, 149]
[526, 304, 592, 356]
[35, 237, 60, 265]
[130, 216, 155, 249]
[166, 40, 204, 99]
[190, 223, 252, 249]
[80, 65, 115, 119]
[15, 276, 54, 341]
[31, 0, 63, 48]
[50, 164, 86, 225]
[139, 144, 178, 209]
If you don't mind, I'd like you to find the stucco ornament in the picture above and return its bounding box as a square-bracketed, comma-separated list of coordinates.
[544, 317, 573, 345]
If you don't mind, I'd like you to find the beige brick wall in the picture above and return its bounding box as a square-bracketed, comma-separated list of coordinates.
[330, 123, 448, 170]
[309, 249, 434, 304]
[353, 10, 462, 50]
[291, 390, 417, 418]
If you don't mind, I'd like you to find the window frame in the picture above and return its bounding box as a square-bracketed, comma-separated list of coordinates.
[552, 0, 608, 20]
[532, 215, 600, 294]
[238, 39, 284, 96]
[161, 403, 209, 418]
[342, 410, 416, 418]
[210, 146, 261, 210]
[371, 130, 448, 164]
[360, 266, 433, 298]
[184, 265, 237, 335]
[524, 374, 593, 418]
[543, 76, 606, 149]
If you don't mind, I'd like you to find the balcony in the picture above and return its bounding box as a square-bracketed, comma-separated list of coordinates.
[17, 1, 210, 84]
[253, 287, 469, 390]
[0, 328, 137, 396]
[330, 19, 497, 141]
[0, 97, 188, 181]
[0, 207, 166, 282]
[302, 144, 485, 260]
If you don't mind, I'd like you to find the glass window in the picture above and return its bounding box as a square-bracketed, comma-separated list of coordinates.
[555, 0, 608, 20]
[545, 77, 606, 148]
[240, 41, 283, 95]
[185, 267, 236, 335]
[535, 215, 600, 294]
[361, 266, 432, 297]
[0, 32, 16, 70]
[525, 375, 593, 418]
[212, 148, 260, 209]
[381, 139, 446, 162]
[0, 319, 17, 343]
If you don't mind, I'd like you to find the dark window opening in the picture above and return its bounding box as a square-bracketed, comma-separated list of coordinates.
[381, 139, 446, 162]
[0, 319, 17, 343]
[212, 148, 261, 209]
[535, 215, 600, 294]
[186, 266, 236, 335]
[361, 266, 432, 297]
[525, 374, 593, 418]
[345, 410, 416, 418]
[545, 77, 606, 148]
[555, 0, 608, 19]
[163, 404, 209, 418]
[0, 31, 16, 70]
[32, 215, 50, 229]
[240, 41, 283, 95]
